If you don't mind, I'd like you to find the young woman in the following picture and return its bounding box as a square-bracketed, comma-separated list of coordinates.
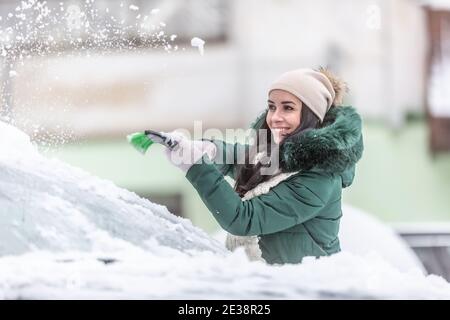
[164, 68, 364, 265]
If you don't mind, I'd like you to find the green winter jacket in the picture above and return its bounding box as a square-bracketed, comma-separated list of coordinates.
[185, 106, 364, 264]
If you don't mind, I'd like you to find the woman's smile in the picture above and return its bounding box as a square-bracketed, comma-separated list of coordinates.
[272, 127, 291, 136]
[266, 89, 302, 144]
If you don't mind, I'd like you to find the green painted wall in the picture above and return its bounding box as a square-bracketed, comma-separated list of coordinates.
[42, 119, 450, 235]
[343, 119, 450, 222]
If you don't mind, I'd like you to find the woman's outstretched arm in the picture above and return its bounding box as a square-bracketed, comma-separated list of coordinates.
[186, 158, 335, 236]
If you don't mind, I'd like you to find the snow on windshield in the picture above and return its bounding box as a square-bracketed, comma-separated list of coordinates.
[1, 121, 450, 299]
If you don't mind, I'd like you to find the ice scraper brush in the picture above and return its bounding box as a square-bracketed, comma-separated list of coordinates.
[127, 130, 179, 155]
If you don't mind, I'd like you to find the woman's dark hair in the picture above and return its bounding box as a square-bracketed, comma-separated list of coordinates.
[234, 104, 320, 197]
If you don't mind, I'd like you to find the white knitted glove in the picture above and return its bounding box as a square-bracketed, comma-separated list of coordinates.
[163, 131, 217, 173]
[225, 233, 263, 262]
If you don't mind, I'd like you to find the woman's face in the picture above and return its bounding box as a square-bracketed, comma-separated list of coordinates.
[266, 89, 302, 144]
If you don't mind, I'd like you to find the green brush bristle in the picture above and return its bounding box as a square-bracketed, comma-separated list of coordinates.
[127, 132, 154, 154]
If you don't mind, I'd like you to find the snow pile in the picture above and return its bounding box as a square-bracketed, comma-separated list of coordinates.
[1, 122, 450, 299]
[0, 248, 449, 299]
[0, 121, 38, 159]
[0, 120, 225, 256]
[339, 205, 425, 273]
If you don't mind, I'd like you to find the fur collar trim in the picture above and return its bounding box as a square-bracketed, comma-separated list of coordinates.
[251, 106, 363, 174]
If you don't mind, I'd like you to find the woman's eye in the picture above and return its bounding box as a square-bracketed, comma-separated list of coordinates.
[285, 106, 294, 111]
[268, 105, 276, 111]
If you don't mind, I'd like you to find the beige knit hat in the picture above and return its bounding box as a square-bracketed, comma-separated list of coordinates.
[268, 67, 347, 122]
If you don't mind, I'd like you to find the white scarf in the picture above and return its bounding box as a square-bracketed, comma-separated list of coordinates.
[225, 165, 298, 261]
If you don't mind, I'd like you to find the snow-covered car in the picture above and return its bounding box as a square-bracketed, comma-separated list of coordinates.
[1, 121, 449, 299]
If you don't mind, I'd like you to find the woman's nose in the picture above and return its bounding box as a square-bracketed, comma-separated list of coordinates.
[271, 109, 284, 122]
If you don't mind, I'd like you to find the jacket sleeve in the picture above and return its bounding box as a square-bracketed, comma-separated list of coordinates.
[203, 139, 249, 180]
[185, 158, 334, 236]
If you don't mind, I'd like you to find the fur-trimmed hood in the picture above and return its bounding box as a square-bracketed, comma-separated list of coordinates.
[250, 106, 364, 187]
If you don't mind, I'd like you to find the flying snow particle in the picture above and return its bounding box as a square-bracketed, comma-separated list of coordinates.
[129, 5, 139, 11]
[191, 37, 205, 56]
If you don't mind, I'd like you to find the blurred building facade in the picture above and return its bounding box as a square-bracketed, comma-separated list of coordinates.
[424, 4, 450, 153]
[1, 0, 449, 232]
[4, 0, 431, 134]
